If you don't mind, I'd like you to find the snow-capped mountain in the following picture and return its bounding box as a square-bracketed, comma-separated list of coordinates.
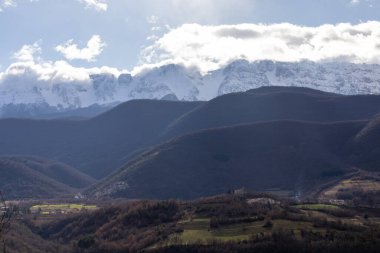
[1, 60, 380, 117]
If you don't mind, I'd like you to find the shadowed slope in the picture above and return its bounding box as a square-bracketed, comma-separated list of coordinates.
[89, 120, 366, 199]
[1, 87, 380, 181]
[347, 115, 380, 171]
[0, 100, 202, 179]
[161, 87, 380, 140]
[0, 156, 95, 199]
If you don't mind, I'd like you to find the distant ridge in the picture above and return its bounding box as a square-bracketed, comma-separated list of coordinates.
[246, 86, 342, 96]
[0, 156, 95, 199]
[2, 60, 380, 118]
[0, 100, 201, 179]
[160, 86, 380, 140]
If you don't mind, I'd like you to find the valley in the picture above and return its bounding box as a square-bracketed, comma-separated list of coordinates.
[2, 193, 380, 253]
[1, 86, 380, 253]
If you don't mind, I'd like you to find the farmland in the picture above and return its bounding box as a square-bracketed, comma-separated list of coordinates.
[294, 203, 339, 210]
[161, 218, 322, 246]
[145, 193, 380, 251]
[30, 203, 98, 215]
[27, 203, 98, 225]
[3, 193, 380, 253]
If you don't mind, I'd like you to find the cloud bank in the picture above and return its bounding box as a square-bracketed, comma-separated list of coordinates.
[0, 41, 120, 93]
[55, 35, 106, 62]
[139, 22, 380, 73]
[1, 21, 380, 91]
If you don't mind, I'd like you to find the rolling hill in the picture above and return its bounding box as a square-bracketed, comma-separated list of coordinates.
[0, 100, 202, 179]
[89, 90, 380, 199]
[0, 156, 95, 199]
[1, 86, 380, 184]
[88, 120, 368, 199]
[160, 86, 380, 140]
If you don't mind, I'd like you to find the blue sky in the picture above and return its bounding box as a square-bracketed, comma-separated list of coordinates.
[0, 0, 379, 73]
[0, 0, 379, 112]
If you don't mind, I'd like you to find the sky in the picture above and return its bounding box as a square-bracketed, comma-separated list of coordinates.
[0, 0, 379, 80]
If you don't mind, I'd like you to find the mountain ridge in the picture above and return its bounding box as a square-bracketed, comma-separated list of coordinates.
[159, 86, 380, 140]
[2, 60, 380, 118]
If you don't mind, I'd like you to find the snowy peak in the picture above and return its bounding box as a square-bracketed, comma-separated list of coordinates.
[118, 74, 133, 87]
[215, 60, 380, 97]
[128, 64, 200, 101]
[218, 60, 272, 95]
[90, 73, 118, 101]
[1, 60, 380, 118]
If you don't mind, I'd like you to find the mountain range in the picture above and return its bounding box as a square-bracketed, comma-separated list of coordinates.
[2, 86, 380, 199]
[2, 60, 380, 118]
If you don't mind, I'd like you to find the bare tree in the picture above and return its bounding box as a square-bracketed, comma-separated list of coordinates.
[0, 191, 13, 253]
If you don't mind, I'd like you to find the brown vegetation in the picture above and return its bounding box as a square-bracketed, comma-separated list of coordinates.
[6, 193, 375, 253]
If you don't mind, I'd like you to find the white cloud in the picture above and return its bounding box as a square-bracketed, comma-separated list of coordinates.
[0, 0, 43, 12]
[3, 21, 380, 100]
[138, 22, 380, 73]
[79, 0, 107, 12]
[349, 0, 375, 7]
[5, 42, 120, 80]
[3, 0, 15, 7]
[0, 0, 16, 11]
[55, 35, 106, 62]
[147, 35, 159, 41]
[0, 42, 122, 107]
[12, 42, 41, 62]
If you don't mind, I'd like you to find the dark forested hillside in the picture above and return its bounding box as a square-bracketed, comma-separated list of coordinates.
[0, 100, 202, 179]
[345, 115, 380, 171]
[0, 156, 95, 199]
[2, 87, 380, 199]
[161, 86, 380, 140]
[89, 120, 368, 199]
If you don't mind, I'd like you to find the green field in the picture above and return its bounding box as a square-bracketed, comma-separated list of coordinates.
[294, 204, 339, 210]
[31, 204, 97, 213]
[161, 218, 321, 246]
